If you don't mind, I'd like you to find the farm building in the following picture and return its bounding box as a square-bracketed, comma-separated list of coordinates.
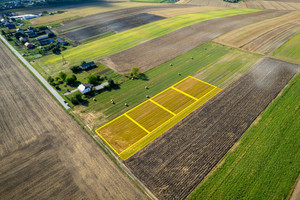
[24, 42, 34, 49]
[36, 35, 49, 41]
[19, 37, 28, 43]
[78, 84, 93, 94]
[6, 23, 16, 29]
[95, 82, 109, 92]
[10, 14, 38, 20]
[38, 38, 54, 46]
[16, 28, 25, 35]
[57, 38, 67, 45]
[80, 61, 95, 70]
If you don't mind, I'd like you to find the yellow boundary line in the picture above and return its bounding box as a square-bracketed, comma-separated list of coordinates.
[95, 76, 220, 156]
[124, 114, 151, 134]
[120, 87, 220, 159]
[171, 86, 199, 101]
[149, 99, 176, 116]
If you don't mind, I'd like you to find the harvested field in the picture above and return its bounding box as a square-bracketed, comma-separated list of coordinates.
[100, 10, 287, 73]
[214, 11, 300, 54]
[55, 4, 192, 33]
[0, 41, 147, 199]
[180, 0, 300, 10]
[125, 58, 300, 200]
[188, 72, 300, 200]
[38, 8, 259, 69]
[96, 77, 220, 160]
[127, 101, 174, 132]
[152, 88, 196, 114]
[62, 13, 165, 43]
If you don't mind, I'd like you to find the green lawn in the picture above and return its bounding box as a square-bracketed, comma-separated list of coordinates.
[273, 33, 300, 65]
[74, 42, 261, 130]
[35, 8, 260, 72]
[188, 73, 300, 200]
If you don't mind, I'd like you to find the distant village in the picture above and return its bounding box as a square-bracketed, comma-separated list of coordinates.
[0, 0, 47, 10]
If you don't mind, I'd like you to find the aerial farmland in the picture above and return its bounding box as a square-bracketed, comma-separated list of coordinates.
[0, 0, 299, 199]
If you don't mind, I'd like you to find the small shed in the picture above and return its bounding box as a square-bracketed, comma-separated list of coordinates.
[80, 61, 95, 70]
[16, 28, 25, 34]
[78, 84, 93, 94]
[57, 38, 66, 45]
[24, 42, 35, 49]
[95, 82, 109, 92]
[19, 37, 28, 43]
[36, 35, 49, 41]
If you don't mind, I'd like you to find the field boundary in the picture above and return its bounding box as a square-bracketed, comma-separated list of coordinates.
[95, 76, 221, 160]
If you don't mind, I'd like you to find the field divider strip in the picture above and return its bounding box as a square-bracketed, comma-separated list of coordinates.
[124, 114, 151, 134]
[171, 86, 199, 101]
[120, 87, 222, 160]
[149, 99, 176, 116]
[190, 76, 218, 88]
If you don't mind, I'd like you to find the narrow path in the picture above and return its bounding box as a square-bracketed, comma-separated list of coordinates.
[0, 34, 70, 110]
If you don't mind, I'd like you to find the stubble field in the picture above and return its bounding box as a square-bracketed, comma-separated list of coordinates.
[0, 41, 147, 200]
[125, 58, 300, 200]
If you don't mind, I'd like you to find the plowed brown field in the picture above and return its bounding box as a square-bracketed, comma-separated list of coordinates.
[0, 41, 147, 199]
[125, 58, 300, 200]
[100, 10, 287, 73]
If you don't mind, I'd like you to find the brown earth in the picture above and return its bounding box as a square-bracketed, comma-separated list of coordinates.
[62, 13, 165, 43]
[125, 58, 300, 200]
[241, 21, 300, 55]
[0, 41, 147, 199]
[178, 0, 300, 10]
[100, 10, 288, 73]
[55, 4, 193, 33]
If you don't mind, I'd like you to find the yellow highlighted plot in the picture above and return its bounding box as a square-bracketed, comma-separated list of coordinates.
[97, 115, 148, 153]
[127, 101, 174, 132]
[152, 88, 196, 114]
[174, 76, 216, 99]
[95, 76, 221, 160]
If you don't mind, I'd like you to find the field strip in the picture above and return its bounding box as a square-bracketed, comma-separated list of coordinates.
[149, 99, 176, 116]
[189, 76, 217, 88]
[96, 76, 220, 159]
[120, 87, 221, 160]
[171, 86, 199, 100]
[124, 114, 151, 134]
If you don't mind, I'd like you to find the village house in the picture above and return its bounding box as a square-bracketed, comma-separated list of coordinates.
[78, 84, 93, 94]
[80, 61, 95, 70]
[24, 42, 34, 49]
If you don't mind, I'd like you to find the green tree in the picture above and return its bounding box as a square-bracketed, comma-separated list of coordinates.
[59, 72, 67, 81]
[70, 65, 81, 73]
[87, 75, 97, 84]
[66, 75, 77, 85]
[71, 93, 83, 105]
[1, 30, 6, 37]
[47, 76, 54, 83]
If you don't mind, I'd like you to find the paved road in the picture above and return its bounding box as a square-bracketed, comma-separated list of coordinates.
[0, 34, 70, 110]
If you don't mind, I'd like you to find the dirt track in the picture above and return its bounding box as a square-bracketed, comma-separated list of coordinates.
[100, 10, 288, 73]
[62, 13, 165, 43]
[125, 58, 300, 200]
[0, 41, 147, 199]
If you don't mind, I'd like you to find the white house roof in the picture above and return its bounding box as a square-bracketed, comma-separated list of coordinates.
[78, 84, 93, 93]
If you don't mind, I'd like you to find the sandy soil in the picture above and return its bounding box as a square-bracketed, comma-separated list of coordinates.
[125, 58, 300, 200]
[100, 10, 288, 73]
[0, 41, 147, 199]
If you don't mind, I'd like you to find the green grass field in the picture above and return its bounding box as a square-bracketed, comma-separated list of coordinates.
[188, 73, 300, 200]
[35, 8, 259, 71]
[273, 33, 300, 65]
[74, 42, 261, 129]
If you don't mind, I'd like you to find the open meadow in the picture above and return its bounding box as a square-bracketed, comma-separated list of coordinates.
[73, 42, 262, 130]
[188, 72, 300, 200]
[273, 32, 300, 65]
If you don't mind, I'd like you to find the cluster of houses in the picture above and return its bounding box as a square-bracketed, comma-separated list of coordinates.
[0, 0, 46, 10]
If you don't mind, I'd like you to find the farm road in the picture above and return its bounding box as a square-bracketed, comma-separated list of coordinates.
[125, 58, 300, 200]
[100, 10, 289, 73]
[0, 40, 148, 199]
